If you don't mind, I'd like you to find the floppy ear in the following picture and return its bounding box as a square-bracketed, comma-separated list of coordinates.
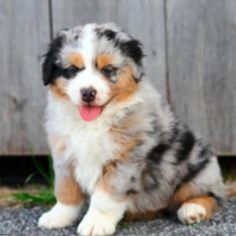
[119, 39, 145, 81]
[119, 39, 144, 66]
[42, 35, 64, 86]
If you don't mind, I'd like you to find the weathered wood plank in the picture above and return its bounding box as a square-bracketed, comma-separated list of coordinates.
[0, 0, 50, 155]
[167, 0, 236, 154]
[51, 0, 167, 98]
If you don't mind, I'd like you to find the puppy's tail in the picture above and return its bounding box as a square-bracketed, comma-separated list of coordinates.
[225, 181, 236, 198]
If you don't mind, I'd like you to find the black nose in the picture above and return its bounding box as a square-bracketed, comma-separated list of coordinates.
[81, 87, 97, 103]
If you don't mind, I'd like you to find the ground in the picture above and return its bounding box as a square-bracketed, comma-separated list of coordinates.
[0, 198, 236, 236]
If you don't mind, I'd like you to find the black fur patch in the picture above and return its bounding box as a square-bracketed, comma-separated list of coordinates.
[42, 36, 64, 86]
[198, 142, 214, 158]
[175, 130, 195, 162]
[147, 122, 180, 164]
[126, 189, 139, 195]
[97, 29, 144, 66]
[52, 65, 83, 80]
[98, 29, 117, 41]
[119, 39, 144, 66]
[147, 143, 170, 164]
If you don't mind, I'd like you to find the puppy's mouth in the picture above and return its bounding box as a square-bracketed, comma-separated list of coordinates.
[79, 105, 103, 122]
[78, 96, 113, 122]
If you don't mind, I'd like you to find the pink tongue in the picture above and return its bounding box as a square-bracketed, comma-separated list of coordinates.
[79, 105, 102, 122]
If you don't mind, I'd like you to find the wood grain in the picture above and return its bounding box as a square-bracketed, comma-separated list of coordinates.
[0, 0, 50, 154]
[51, 0, 167, 98]
[167, 0, 236, 153]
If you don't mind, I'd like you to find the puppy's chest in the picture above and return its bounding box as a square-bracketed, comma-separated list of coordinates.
[70, 126, 117, 194]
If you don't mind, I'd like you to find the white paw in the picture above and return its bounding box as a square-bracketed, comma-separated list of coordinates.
[38, 202, 81, 229]
[177, 203, 207, 224]
[77, 212, 116, 236]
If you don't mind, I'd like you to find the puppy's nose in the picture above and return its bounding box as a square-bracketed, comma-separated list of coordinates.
[80, 87, 97, 103]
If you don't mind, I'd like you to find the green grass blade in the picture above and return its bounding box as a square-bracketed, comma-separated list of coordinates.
[12, 189, 56, 205]
[47, 155, 54, 188]
[32, 156, 51, 186]
[24, 173, 37, 185]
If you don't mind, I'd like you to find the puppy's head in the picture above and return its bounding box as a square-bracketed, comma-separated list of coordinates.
[42, 23, 144, 121]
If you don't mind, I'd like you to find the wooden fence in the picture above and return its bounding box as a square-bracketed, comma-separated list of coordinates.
[0, 0, 235, 155]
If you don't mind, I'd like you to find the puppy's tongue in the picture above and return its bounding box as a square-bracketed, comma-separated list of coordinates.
[79, 105, 102, 122]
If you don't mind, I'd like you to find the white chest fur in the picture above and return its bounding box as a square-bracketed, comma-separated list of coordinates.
[71, 124, 116, 194]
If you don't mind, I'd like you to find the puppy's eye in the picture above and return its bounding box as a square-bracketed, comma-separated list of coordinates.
[63, 66, 84, 79]
[101, 65, 118, 79]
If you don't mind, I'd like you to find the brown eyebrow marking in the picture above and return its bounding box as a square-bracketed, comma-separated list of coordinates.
[96, 54, 113, 70]
[67, 52, 84, 69]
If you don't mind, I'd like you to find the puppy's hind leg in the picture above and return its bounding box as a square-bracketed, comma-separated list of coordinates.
[177, 195, 219, 224]
[173, 154, 224, 224]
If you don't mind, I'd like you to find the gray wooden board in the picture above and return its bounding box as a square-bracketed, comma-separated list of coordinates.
[167, 0, 236, 154]
[0, 0, 50, 154]
[51, 0, 167, 98]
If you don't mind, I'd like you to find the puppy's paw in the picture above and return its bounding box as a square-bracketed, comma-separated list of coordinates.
[77, 212, 116, 236]
[38, 202, 81, 229]
[177, 203, 207, 224]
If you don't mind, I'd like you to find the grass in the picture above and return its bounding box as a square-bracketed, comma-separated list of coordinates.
[0, 185, 54, 207]
[11, 155, 55, 207]
[12, 188, 55, 206]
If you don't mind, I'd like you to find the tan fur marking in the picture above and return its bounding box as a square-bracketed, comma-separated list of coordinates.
[96, 161, 128, 203]
[49, 79, 68, 99]
[111, 66, 138, 102]
[171, 183, 196, 209]
[184, 196, 218, 220]
[56, 166, 85, 205]
[96, 54, 113, 70]
[68, 52, 84, 69]
[49, 136, 84, 205]
[96, 160, 118, 194]
[109, 114, 142, 160]
[111, 126, 142, 159]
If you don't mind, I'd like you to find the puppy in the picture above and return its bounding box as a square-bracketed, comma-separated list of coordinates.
[38, 23, 224, 235]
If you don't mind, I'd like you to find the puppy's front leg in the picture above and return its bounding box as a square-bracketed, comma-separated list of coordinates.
[38, 162, 85, 229]
[77, 191, 127, 236]
[38, 154, 85, 228]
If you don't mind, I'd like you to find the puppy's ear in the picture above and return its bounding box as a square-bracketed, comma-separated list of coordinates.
[42, 35, 64, 86]
[120, 39, 145, 81]
[120, 39, 144, 66]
